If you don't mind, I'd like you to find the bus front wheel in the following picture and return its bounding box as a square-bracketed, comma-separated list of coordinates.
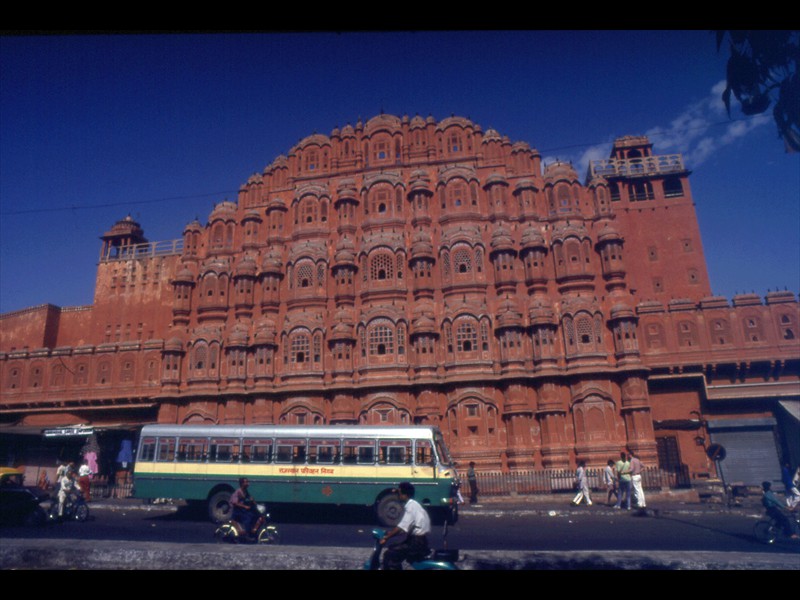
[375, 493, 404, 527]
[208, 490, 233, 523]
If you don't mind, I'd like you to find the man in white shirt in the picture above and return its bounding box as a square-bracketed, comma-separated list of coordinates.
[629, 448, 646, 508]
[380, 481, 431, 569]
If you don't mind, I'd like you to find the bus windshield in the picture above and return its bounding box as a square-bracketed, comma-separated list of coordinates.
[433, 430, 452, 466]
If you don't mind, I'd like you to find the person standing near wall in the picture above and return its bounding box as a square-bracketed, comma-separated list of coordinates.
[629, 448, 646, 509]
[467, 462, 479, 505]
[614, 452, 632, 510]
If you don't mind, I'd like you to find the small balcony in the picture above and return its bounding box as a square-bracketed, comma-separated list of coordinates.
[589, 154, 685, 179]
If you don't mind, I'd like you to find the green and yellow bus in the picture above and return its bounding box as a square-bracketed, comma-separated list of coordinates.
[132, 424, 459, 526]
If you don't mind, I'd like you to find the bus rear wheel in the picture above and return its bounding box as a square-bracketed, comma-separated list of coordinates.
[375, 493, 404, 527]
[208, 490, 233, 523]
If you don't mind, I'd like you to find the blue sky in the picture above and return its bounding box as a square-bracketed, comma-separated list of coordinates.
[1, 31, 798, 314]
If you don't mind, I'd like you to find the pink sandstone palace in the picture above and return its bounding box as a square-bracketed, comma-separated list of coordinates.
[1, 113, 798, 492]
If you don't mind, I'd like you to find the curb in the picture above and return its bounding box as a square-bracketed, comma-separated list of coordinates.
[1, 538, 797, 570]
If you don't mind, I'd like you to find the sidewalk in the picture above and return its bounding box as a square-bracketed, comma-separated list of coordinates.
[83, 487, 767, 518]
[457, 488, 767, 517]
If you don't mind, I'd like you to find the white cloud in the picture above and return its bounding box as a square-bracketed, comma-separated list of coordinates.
[644, 80, 770, 168]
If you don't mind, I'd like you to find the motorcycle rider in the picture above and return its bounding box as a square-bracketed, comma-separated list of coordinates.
[57, 470, 81, 517]
[229, 478, 265, 538]
[380, 481, 431, 570]
[761, 481, 799, 539]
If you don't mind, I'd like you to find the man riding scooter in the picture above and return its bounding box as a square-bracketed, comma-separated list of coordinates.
[379, 482, 432, 570]
[229, 478, 265, 539]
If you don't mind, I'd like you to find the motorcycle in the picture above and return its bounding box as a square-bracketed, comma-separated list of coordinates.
[214, 503, 280, 544]
[364, 520, 460, 570]
[48, 492, 89, 523]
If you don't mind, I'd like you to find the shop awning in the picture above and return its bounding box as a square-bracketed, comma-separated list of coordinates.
[778, 400, 800, 423]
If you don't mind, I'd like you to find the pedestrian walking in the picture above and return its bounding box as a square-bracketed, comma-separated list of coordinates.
[571, 460, 593, 506]
[614, 452, 632, 510]
[629, 448, 646, 508]
[603, 459, 618, 506]
[78, 463, 93, 502]
[467, 462, 479, 505]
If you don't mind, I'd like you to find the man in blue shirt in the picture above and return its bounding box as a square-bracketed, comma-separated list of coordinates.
[761, 481, 799, 539]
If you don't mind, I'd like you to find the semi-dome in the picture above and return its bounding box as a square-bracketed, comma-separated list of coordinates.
[411, 229, 434, 258]
[520, 224, 546, 250]
[335, 237, 356, 265]
[544, 160, 579, 184]
[596, 221, 623, 244]
[235, 255, 257, 276]
[209, 200, 237, 221]
[261, 248, 283, 273]
[490, 224, 515, 253]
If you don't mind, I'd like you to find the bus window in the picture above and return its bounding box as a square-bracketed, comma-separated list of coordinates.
[379, 439, 411, 465]
[415, 440, 435, 466]
[157, 438, 176, 462]
[343, 439, 375, 464]
[309, 439, 340, 464]
[242, 439, 272, 463]
[210, 438, 238, 463]
[139, 437, 157, 462]
[276, 439, 306, 464]
[177, 438, 207, 462]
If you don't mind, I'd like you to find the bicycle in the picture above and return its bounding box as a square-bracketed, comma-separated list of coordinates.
[753, 513, 800, 544]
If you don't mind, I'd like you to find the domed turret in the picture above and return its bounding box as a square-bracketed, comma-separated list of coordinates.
[544, 160, 579, 184]
[490, 224, 515, 253]
[261, 248, 283, 274]
[335, 236, 356, 265]
[520, 224, 546, 250]
[411, 229, 434, 259]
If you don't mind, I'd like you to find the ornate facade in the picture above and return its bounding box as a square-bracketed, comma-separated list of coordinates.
[2, 114, 798, 486]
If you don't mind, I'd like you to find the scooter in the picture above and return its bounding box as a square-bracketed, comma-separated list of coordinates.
[214, 503, 280, 544]
[48, 492, 89, 523]
[364, 521, 460, 570]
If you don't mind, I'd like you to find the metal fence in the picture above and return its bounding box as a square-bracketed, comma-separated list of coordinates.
[459, 466, 690, 498]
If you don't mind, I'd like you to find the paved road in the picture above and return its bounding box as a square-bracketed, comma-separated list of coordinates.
[2, 494, 798, 569]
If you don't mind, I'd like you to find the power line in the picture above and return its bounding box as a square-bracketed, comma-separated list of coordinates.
[0, 116, 765, 218]
[0, 190, 238, 217]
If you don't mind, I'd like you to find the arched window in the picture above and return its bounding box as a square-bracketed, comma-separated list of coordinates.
[50, 365, 66, 387]
[295, 262, 314, 288]
[370, 253, 394, 281]
[448, 181, 466, 207]
[455, 319, 478, 354]
[291, 331, 311, 365]
[453, 247, 472, 275]
[576, 315, 593, 346]
[211, 223, 225, 249]
[302, 198, 318, 223]
[369, 320, 395, 356]
[711, 319, 732, 345]
[193, 344, 207, 371]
